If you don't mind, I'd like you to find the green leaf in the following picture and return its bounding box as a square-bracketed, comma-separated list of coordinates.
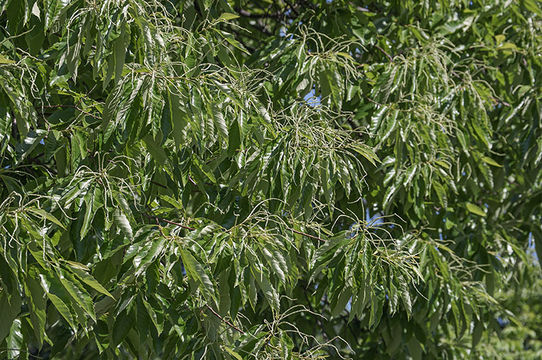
[261, 247, 286, 283]
[472, 318, 484, 348]
[68, 266, 115, 299]
[143, 133, 168, 165]
[58, 269, 96, 321]
[113, 25, 128, 85]
[350, 143, 379, 166]
[218, 277, 231, 317]
[25, 273, 47, 345]
[215, 109, 228, 140]
[533, 230, 542, 267]
[224, 35, 250, 54]
[39, 274, 77, 331]
[134, 237, 165, 277]
[80, 189, 94, 239]
[331, 288, 352, 317]
[399, 276, 412, 318]
[0, 290, 21, 342]
[433, 182, 447, 208]
[228, 119, 241, 154]
[522, 0, 541, 15]
[15, 129, 46, 163]
[46, 291, 76, 329]
[114, 209, 133, 240]
[407, 337, 423, 360]
[7, 319, 24, 360]
[112, 310, 132, 346]
[371, 106, 388, 134]
[0, 0, 540, 356]
[180, 248, 215, 301]
[253, 267, 280, 311]
[26, 207, 66, 230]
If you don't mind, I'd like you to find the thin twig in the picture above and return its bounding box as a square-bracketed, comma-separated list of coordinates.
[236, 8, 284, 19]
[291, 229, 326, 242]
[159, 217, 196, 231]
[151, 180, 168, 189]
[0, 349, 44, 359]
[42, 104, 101, 120]
[284, 0, 299, 16]
[374, 44, 393, 62]
[144, 213, 196, 231]
[154, 216, 168, 238]
[205, 304, 245, 334]
[187, 176, 198, 186]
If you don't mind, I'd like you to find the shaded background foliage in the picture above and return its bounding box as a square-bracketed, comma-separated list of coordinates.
[0, 0, 541, 359]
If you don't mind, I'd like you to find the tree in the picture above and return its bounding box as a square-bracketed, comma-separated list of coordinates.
[0, 0, 540, 358]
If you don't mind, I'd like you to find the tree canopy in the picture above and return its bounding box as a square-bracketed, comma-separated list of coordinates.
[0, 0, 541, 359]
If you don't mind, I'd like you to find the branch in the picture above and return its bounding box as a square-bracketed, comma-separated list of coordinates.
[284, 0, 299, 16]
[235, 8, 284, 19]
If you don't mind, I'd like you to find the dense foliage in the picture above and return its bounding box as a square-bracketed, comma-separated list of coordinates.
[0, 0, 541, 359]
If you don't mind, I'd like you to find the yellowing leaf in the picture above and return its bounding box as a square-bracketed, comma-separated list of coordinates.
[494, 34, 506, 44]
[224, 346, 243, 360]
[482, 156, 502, 167]
[336, 52, 354, 60]
[26, 207, 66, 230]
[0, 55, 15, 64]
[466, 203, 486, 217]
[498, 42, 517, 51]
[218, 13, 240, 21]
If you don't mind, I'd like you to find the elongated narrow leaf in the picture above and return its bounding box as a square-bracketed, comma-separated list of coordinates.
[180, 248, 215, 301]
[466, 203, 486, 217]
[114, 209, 133, 240]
